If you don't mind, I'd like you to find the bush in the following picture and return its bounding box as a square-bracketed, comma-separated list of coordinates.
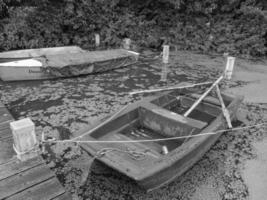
[0, 0, 266, 57]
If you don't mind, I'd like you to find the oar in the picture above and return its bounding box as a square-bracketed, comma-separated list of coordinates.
[184, 75, 224, 117]
[129, 81, 212, 95]
[215, 84, 232, 128]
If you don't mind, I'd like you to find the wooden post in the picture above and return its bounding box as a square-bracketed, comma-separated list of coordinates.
[224, 56, 235, 80]
[162, 45, 169, 64]
[160, 64, 168, 82]
[123, 38, 131, 50]
[184, 75, 224, 117]
[10, 118, 39, 161]
[95, 34, 100, 47]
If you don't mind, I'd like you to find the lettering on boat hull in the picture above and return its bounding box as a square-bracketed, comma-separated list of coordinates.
[29, 69, 43, 73]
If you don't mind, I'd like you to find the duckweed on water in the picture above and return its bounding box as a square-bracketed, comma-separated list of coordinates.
[0, 50, 266, 199]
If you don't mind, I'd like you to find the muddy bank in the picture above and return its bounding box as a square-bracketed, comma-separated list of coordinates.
[0, 50, 266, 199]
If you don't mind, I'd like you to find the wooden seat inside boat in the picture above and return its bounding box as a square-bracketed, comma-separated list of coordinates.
[151, 93, 222, 124]
[138, 102, 207, 138]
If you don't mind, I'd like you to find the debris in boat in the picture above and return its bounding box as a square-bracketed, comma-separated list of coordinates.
[161, 145, 169, 155]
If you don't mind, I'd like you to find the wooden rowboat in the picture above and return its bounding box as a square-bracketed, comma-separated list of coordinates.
[80, 88, 243, 191]
[0, 48, 139, 81]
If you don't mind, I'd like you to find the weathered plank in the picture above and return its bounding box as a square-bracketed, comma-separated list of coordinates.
[0, 102, 72, 200]
[0, 137, 16, 165]
[0, 164, 54, 199]
[6, 177, 66, 200]
[0, 112, 13, 123]
[139, 103, 207, 137]
[0, 121, 11, 131]
[0, 124, 12, 140]
[0, 157, 43, 181]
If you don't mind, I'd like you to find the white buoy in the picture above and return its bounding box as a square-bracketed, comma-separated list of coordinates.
[123, 38, 131, 50]
[95, 34, 100, 47]
[225, 56, 235, 80]
[10, 118, 39, 161]
[162, 45, 169, 64]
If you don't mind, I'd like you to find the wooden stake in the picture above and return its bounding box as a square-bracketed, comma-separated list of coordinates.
[184, 75, 224, 117]
[162, 45, 169, 64]
[123, 38, 131, 50]
[160, 63, 168, 82]
[224, 56, 235, 80]
[215, 85, 232, 128]
[95, 34, 100, 47]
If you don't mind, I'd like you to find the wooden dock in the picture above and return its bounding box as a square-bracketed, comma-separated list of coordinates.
[0, 103, 72, 200]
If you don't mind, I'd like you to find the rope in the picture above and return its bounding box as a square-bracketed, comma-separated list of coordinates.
[42, 122, 267, 144]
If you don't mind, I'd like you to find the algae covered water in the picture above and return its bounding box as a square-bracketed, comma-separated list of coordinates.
[3, 51, 260, 200]
[0, 51, 220, 141]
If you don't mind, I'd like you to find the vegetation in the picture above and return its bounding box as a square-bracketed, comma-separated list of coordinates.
[0, 0, 266, 57]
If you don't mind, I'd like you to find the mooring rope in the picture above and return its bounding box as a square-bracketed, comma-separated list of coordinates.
[42, 122, 267, 144]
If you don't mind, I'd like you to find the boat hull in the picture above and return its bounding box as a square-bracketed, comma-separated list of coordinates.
[137, 131, 222, 191]
[79, 90, 243, 192]
[0, 65, 53, 81]
[0, 49, 139, 81]
[136, 95, 242, 191]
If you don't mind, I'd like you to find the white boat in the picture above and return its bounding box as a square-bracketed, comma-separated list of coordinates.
[0, 46, 85, 62]
[0, 49, 139, 81]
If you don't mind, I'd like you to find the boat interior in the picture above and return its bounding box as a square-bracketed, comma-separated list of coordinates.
[88, 91, 232, 163]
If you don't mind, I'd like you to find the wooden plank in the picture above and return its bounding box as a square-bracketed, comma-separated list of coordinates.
[0, 157, 43, 181]
[52, 192, 73, 200]
[0, 137, 16, 165]
[0, 164, 54, 199]
[0, 113, 13, 123]
[0, 125, 12, 140]
[139, 103, 207, 137]
[103, 132, 162, 158]
[6, 177, 66, 200]
[0, 121, 11, 131]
